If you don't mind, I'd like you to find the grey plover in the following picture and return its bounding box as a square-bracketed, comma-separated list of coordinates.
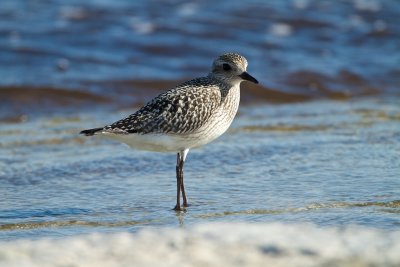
[80, 53, 258, 210]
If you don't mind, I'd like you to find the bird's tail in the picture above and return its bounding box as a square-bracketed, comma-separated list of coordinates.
[80, 127, 103, 136]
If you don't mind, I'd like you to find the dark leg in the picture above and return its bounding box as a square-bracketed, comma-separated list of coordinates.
[174, 153, 182, 211]
[180, 159, 188, 207]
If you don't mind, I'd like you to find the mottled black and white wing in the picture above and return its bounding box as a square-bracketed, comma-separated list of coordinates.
[102, 77, 223, 135]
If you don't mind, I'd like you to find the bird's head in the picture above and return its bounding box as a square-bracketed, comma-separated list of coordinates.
[210, 53, 258, 85]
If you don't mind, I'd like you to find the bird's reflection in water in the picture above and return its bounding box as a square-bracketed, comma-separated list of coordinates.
[174, 209, 187, 227]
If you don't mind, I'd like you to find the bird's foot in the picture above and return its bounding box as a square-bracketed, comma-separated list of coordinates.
[173, 205, 182, 211]
[173, 204, 188, 211]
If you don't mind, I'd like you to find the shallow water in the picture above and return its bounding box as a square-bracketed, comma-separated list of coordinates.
[1, 96, 399, 240]
[1, 1, 400, 265]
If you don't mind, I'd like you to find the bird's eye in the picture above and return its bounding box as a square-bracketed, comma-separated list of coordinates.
[222, 63, 231, 71]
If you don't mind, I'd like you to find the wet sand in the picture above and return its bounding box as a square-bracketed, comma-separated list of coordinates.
[0, 70, 386, 119]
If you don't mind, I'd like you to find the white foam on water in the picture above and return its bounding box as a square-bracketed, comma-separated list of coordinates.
[130, 17, 155, 35]
[269, 23, 293, 37]
[353, 0, 381, 12]
[1, 223, 399, 267]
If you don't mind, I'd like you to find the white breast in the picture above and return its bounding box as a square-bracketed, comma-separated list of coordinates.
[188, 84, 241, 148]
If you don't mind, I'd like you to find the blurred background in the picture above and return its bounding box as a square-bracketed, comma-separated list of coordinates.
[1, 0, 399, 118]
[0, 0, 400, 257]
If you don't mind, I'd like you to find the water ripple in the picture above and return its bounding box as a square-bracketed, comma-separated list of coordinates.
[0, 219, 153, 231]
[196, 200, 400, 218]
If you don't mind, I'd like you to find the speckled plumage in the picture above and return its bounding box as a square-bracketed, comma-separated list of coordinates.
[81, 52, 258, 151]
[80, 53, 258, 210]
[103, 77, 229, 135]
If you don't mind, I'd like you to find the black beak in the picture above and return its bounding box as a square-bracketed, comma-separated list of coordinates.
[239, 72, 258, 84]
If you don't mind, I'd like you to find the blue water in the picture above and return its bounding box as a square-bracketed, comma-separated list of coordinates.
[1, 0, 399, 93]
[1, 97, 399, 240]
[0, 0, 399, 241]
